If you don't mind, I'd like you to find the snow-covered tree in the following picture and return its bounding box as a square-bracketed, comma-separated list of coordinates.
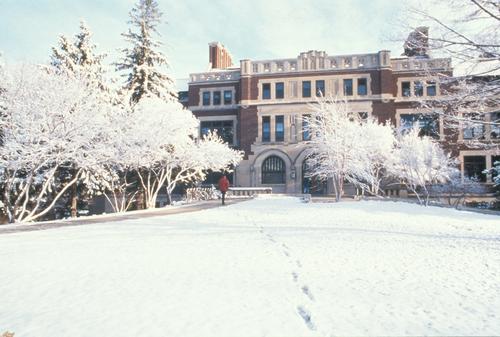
[0, 64, 114, 223]
[92, 97, 242, 210]
[492, 160, 500, 186]
[163, 131, 243, 204]
[51, 20, 109, 95]
[304, 97, 396, 201]
[349, 119, 396, 196]
[388, 128, 457, 206]
[50, 21, 119, 217]
[401, 0, 499, 147]
[116, 0, 176, 105]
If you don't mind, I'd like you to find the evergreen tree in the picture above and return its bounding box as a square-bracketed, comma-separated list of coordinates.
[51, 20, 109, 94]
[116, 0, 176, 105]
[50, 21, 111, 217]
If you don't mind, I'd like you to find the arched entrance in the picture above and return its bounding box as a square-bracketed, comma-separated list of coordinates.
[262, 156, 286, 184]
[302, 160, 327, 195]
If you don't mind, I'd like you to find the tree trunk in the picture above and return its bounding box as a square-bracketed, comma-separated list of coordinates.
[136, 189, 144, 210]
[70, 182, 78, 218]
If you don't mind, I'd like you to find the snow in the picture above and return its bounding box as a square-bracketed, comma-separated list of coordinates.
[0, 196, 499, 336]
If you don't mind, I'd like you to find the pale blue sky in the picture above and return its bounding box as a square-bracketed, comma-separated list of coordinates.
[1, 0, 407, 86]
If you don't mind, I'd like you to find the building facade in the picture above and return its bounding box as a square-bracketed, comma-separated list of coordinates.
[186, 43, 499, 194]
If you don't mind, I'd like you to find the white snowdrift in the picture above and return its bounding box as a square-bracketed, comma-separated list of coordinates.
[0, 196, 499, 336]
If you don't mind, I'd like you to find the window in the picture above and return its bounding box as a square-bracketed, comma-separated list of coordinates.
[275, 115, 284, 142]
[275, 82, 284, 99]
[491, 112, 500, 139]
[213, 91, 221, 105]
[202, 92, 210, 106]
[464, 156, 486, 182]
[302, 81, 311, 97]
[262, 116, 271, 142]
[200, 120, 234, 145]
[315, 80, 325, 97]
[223, 90, 232, 105]
[463, 113, 485, 140]
[401, 114, 440, 139]
[252, 64, 259, 73]
[343, 79, 353, 96]
[262, 156, 285, 184]
[262, 83, 271, 100]
[402, 82, 411, 97]
[357, 78, 367, 96]
[414, 81, 424, 96]
[264, 63, 271, 72]
[302, 115, 311, 141]
[426, 81, 437, 96]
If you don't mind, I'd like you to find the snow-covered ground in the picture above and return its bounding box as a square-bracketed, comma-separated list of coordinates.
[0, 196, 499, 336]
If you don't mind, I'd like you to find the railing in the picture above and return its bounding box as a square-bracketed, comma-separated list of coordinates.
[228, 187, 272, 197]
[185, 186, 219, 202]
[189, 70, 241, 83]
[248, 52, 382, 74]
[391, 58, 452, 72]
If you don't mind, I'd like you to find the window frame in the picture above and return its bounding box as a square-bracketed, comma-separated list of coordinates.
[302, 81, 312, 98]
[315, 80, 325, 97]
[463, 113, 485, 140]
[262, 83, 271, 100]
[200, 120, 234, 145]
[275, 115, 285, 142]
[302, 114, 311, 141]
[343, 79, 353, 96]
[400, 113, 440, 139]
[463, 155, 487, 182]
[262, 116, 271, 142]
[414, 81, 424, 97]
[202, 91, 211, 106]
[223, 90, 233, 105]
[213, 91, 221, 105]
[426, 81, 437, 96]
[275, 82, 285, 99]
[401, 81, 411, 97]
[357, 78, 367, 96]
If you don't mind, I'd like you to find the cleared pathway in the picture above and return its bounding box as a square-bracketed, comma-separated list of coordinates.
[0, 198, 248, 235]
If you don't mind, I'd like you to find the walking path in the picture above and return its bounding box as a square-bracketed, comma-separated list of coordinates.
[0, 198, 249, 235]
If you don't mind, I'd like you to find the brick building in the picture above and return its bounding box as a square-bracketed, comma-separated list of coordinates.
[186, 43, 499, 195]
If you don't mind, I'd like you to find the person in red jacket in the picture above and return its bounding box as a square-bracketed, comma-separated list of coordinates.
[218, 175, 230, 205]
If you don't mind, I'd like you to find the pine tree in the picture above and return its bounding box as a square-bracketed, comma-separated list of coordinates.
[116, 0, 177, 105]
[50, 20, 109, 94]
[50, 21, 111, 217]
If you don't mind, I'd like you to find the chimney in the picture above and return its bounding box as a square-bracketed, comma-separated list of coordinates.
[209, 42, 233, 70]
